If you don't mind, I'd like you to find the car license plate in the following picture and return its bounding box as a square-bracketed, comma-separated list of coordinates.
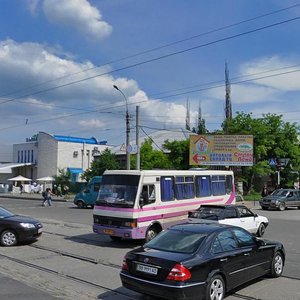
[103, 229, 114, 235]
[38, 228, 43, 234]
[136, 264, 158, 275]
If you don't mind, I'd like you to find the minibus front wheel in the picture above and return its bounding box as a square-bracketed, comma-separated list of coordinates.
[145, 225, 161, 242]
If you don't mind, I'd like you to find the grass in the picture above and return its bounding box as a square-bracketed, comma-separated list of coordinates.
[243, 192, 261, 202]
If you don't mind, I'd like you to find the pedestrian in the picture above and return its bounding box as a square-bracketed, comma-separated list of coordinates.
[63, 185, 69, 195]
[42, 188, 55, 207]
[57, 185, 62, 197]
[20, 184, 23, 194]
[261, 185, 269, 197]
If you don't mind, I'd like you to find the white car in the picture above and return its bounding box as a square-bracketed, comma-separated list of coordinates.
[188, 204, 269, 237]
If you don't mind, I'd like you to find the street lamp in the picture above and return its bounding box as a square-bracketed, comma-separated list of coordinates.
[113, 84, 130, 170]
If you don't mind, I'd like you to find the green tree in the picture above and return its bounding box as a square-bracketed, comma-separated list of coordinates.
[225, 112, 300, 192]
[131, 139, 171, 170]
[53, 168, 71, 189]
[163, 139, 190, 170]
[82, 148, 120, 181]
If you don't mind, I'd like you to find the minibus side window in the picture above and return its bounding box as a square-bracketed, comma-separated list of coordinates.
[161, 177, 175, 201]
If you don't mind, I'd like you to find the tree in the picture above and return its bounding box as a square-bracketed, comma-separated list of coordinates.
[131, 139, 171, 170]
[81, 148, 120, 181]
[53, 168, 71, 189]
[225, 112, 300, 192]
[163, 139, 190, 170]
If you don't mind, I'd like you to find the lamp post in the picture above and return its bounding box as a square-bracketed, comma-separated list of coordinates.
[113, 85, 130, 170]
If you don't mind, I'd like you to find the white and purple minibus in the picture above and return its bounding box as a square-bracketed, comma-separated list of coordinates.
[92, 169, 235, 241]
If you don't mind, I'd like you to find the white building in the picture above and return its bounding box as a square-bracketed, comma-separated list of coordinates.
[0, 132, 111, 183]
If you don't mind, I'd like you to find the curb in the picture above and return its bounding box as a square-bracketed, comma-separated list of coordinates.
[0, 194, 70, 202]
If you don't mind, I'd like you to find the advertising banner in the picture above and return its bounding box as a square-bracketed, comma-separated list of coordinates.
[189, 135, 253, 166]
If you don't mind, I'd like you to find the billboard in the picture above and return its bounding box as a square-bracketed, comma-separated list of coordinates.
[189, 135, 253, 166]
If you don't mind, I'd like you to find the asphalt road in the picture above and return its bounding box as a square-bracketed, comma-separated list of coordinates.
[0, 197, 299, 300]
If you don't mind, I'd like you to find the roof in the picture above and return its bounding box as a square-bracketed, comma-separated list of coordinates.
[170, 222, 231, 234]
[112, 129, 196, 154]
[0, 162, 34, 174]
[53, 135, 107, 145]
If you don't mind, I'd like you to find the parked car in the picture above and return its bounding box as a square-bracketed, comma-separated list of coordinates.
[188, 204, 268, 237]
[235, 194, 249, 206]
[73, 176, 102, 208]
[120, 222, 285, 300]
[0, 206, 43, 246]
[259, 189, 300, 211]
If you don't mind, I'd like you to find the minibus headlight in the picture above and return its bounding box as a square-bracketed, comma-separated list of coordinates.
[124, 221, 137, 228]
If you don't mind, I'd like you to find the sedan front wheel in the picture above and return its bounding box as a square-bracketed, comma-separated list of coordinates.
[270, 252, 284, 277]
[278, 202, 286, 211]
[1, 230, 18, 246]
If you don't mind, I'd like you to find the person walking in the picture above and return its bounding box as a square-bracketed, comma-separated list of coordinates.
[261, 185, 269, 197]
[56, 185, 62, 197]
[42, 188, 55, 207]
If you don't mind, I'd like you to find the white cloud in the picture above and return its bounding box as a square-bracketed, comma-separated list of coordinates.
[79, 119, 105, 128]
[0, 39, 192, 145]
[26, 0, 40, 15]
[240, 55, 300, 91]
[43, 0, 112, 40]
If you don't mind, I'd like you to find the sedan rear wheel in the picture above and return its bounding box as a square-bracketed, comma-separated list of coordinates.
[257, 223, 266, 237]
[1, 230, 18, 246]
[206, 274, 225, 300]
[270, 252, 284, 277]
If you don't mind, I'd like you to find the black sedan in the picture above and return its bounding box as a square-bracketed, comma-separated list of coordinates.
[0, 206, 43, 246]
[120, 222, 285, 300]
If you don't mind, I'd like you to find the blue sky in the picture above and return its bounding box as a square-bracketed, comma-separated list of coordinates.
[0, 0, 300, 160]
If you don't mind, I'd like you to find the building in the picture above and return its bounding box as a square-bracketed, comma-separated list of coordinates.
[0, 132, 111, 183]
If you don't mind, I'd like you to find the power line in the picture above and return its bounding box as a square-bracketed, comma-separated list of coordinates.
[1, 65, 300, 132]
[1, 3, 299, 100]
[1, 15, 300, 107]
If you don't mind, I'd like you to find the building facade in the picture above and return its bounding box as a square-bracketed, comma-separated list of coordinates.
[2, 132, 111, 183]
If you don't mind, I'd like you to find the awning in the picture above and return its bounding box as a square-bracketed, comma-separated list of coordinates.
[67, 168, 83, 174]
[8, 175, 32, 181]
[0, 162, 34, 174]
[36, 176, 54, 182]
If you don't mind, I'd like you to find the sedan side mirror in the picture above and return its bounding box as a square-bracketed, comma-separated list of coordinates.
[255, 238, 266, 247]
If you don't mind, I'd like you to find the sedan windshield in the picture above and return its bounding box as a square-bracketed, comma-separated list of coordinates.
[145, 229, 207, 254]
[271, 190, 289, 196]
[96, 174, 139, 208]
[0, 207, 14, 218]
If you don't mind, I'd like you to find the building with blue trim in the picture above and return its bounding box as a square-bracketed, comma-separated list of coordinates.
[0, 132, 111, 183]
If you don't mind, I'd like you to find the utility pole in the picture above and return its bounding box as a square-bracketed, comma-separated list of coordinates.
[136, 106, 140, 170]
[113, 85, 130, 170]
[224, 61, 232, 133]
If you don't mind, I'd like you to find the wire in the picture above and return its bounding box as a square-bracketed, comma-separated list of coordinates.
[1, 15, 300, 107]
[1, 65, 300, 132]
[1, 3, 299, 100]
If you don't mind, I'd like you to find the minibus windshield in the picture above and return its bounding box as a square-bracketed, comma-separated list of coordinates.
[96, 175, 139, 208]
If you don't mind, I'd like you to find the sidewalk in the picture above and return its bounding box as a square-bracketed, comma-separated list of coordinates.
[0, 192, 70, 202]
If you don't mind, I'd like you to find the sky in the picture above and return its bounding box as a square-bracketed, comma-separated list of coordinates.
[1, 0, 300, 161]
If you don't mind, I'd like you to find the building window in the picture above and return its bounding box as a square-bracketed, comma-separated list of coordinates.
[18, 151, 20, 163]
[21, 151, 23, 163]
[27, 150, 30, 163]
[24, 150, 27, 163]
[31, 150, 34, 163]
